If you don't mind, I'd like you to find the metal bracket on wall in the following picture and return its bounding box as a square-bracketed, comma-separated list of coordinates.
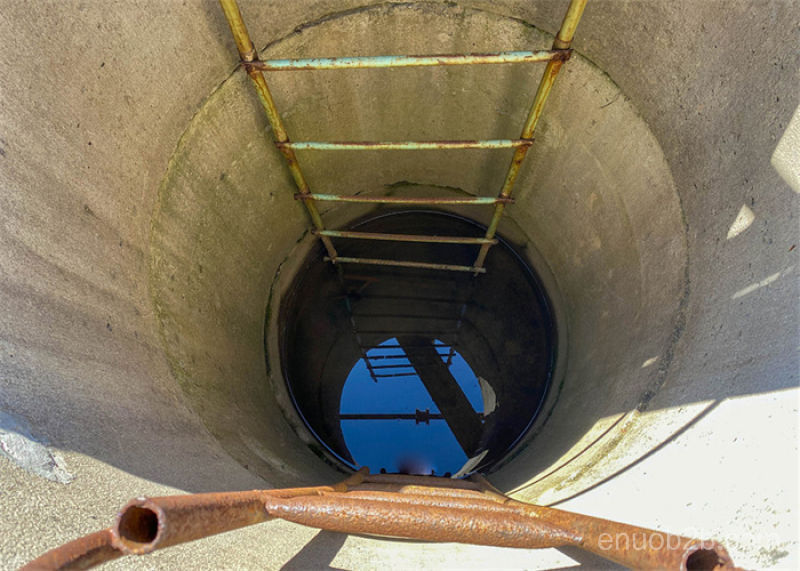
[217, 0, 587, 276]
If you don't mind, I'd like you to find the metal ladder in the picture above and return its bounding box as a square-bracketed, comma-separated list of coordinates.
[219, 0, 587, 276]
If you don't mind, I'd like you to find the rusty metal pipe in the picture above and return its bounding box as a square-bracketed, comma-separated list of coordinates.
[110, 492, 272, 555]
[109, 477, 367, 557]
[364, 473, 483, 490]
[331, 490, 509, 511]
[352, 484, 499, 501]
[25, 473, 740, 571]
[270, 488, 739, 570]
[20, 529, 122, 571]
[473, 0, 587, 271]
[510, 502, 738, 570]
[264, 495, 579, 549]
[109, 474, 372, 556]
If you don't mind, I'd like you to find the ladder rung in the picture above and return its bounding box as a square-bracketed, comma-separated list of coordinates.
[363, 345, 449, 349]
[281, 139, 531, 151]
[315, 230, 496, 245]
[358, 330, 458, 335]
[299, 194, 512, 206]
[354, 294, 464, 305]
[369, 364, 414, 370]
[325, 256, 487, 274]
[364, 354, 424, 360]
[354, 313, 459, 321]
[247, 49, 570, 71]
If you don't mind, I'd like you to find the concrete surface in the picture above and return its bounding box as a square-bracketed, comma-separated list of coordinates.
[0, 0, 797, 569]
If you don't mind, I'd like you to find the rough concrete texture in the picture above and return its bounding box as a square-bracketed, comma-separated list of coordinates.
[0, 0, 797, 569]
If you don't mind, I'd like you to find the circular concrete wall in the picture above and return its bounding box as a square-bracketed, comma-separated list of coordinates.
[151, 0, 685, 498]
[1, 1, 797, 568]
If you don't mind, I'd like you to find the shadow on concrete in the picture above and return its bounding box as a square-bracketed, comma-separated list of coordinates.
[281, 530, 348, 571]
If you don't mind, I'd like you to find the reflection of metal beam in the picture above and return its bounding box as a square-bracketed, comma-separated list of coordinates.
[362, 344, 448, 349]
[339, 409, 444, 424]
[399, 336, 483, 455]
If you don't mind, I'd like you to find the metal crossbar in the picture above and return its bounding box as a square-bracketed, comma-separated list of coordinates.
[283, 139, 531, 151]
[21, 469, 741, 570]
[218, 0, 586, 275]
[362, 344, 449, 350]
[342, 287, 381, 383]
[299, 194, 513, 205]
[315, 230, 496, 245]
[246, 50, 570, 70]
[324, 256, 487, 274]
[340, 410, 445, 422]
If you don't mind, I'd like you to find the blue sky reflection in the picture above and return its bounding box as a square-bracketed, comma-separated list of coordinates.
[340, 338, 483, 474]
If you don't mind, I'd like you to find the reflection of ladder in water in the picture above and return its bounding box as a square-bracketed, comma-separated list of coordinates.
[342, 334, 484, 458]
[341, 273, 466, 383]
[218, 0, 587, 276]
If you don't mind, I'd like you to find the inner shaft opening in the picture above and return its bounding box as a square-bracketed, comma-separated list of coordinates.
[279, 210, 557, 475]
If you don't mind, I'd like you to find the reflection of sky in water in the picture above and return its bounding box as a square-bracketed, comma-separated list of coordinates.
[340, 338, 483, 474]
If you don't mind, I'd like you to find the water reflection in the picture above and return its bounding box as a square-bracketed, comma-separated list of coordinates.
[340, 337, 484, 475]
[280, 211, 557, 475]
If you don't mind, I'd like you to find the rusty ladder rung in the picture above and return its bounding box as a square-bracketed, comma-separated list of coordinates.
[315, 229, 496, 245]
[324, 256, 487, 274]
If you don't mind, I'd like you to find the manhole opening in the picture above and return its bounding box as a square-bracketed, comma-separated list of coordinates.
[279, 210, 557, 475]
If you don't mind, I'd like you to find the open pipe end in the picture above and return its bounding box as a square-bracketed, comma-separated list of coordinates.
[111, 500, 164, 555]
[682, 542, 739, 571]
